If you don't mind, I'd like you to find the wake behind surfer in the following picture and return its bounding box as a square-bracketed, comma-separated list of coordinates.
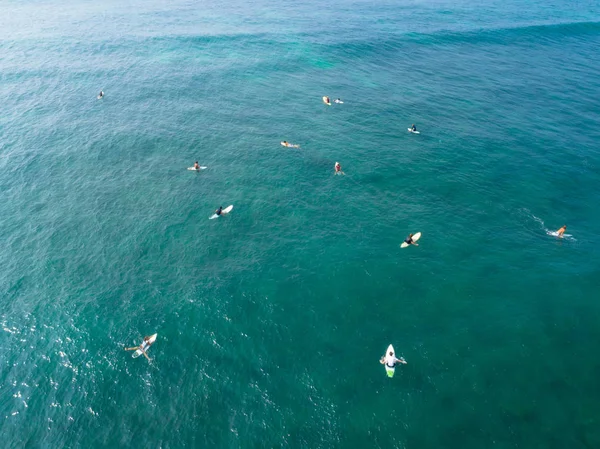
[404, 233, 418, 246]
[380, 350, 407, 368]
[125, 336, 153, 361]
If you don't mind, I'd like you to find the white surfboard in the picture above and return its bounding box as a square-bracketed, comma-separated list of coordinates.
[322, 96, 331, 106]
[383, 344, 395, 378]
[97, 95, 103, 100]
[547, 231, 573, 238]
[334, 99, 343, 104]
[132, 333, 157, 358]
[408, 128, 420, 134]
[400, 232, 421, 248]
[210, 204, 233, 219]
[188, 166, 207, 171]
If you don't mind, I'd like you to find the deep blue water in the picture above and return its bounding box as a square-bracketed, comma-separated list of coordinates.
[1, 0, 600, 447]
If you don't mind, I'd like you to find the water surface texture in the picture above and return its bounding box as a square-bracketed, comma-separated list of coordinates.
[1, 0, 600, 447]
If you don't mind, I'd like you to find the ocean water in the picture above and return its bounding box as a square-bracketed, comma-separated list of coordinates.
[1, 0, 600, 447]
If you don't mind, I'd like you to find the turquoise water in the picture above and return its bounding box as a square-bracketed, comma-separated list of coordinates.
[2, 0, 600, 447]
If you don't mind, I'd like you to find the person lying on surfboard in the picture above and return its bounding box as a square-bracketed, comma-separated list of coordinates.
[324, 96, 331, 105]
[556, 225, 567, 237]
[215, 206, 223, 216]
[98, 91, 104, 98]
[334, 162, 344, 175]
[380, 350, 407, 368]
[404, 233, 419, 246]
[281, 141, 300, 148]
[194, 161, 200, 170]
[125, 336, 153, 361]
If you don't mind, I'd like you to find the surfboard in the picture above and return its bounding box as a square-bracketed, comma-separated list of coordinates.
[210, 204, 233, 219]
[322, 96, 331, 106]
[400, 232, 421, 248]
[334, 99, 344, 104]
[547, 231, 573, 238]
[133, 333, 157, 358]
[384, 344, 395, 378]
[408, 128, 420, 134]
[188, 166, 207, 171]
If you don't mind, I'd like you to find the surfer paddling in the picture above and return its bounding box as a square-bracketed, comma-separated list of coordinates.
[125, 336, 153, 361]
[334, 162, 344, 175]
[404, 233, 419, 246]
[194, 161, 200, 170]
[556, 225, 567, 237]
[380, 350, 407, 368]
[281, 141, 300, 148]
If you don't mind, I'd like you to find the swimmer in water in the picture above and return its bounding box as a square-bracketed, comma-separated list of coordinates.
[125, 336, 153, 361]
[404, 233, 419, 246]
[380, 350, 407, 368]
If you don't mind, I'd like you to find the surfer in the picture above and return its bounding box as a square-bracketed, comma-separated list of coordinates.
[324, 96, 331, 105]
[411, 124, 417, 132]
[334, 98, 343, 104]
[404, 233, 419, 246]
[125, 336, 152, 361]
[556, 225, 567, 237]
[215, 206, 223, 216]
[98, 91, 104, 99]
[194, 161, 200, 170]
[380, 350, 407, 368]
[334, 162, 344, 175]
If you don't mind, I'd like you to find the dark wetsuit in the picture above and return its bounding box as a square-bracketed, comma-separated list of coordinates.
[216, 208, 223, 215]
[404, 237, 413, 245]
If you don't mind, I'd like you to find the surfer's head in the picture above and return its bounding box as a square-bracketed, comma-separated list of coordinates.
[389, 351, 394, 356]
